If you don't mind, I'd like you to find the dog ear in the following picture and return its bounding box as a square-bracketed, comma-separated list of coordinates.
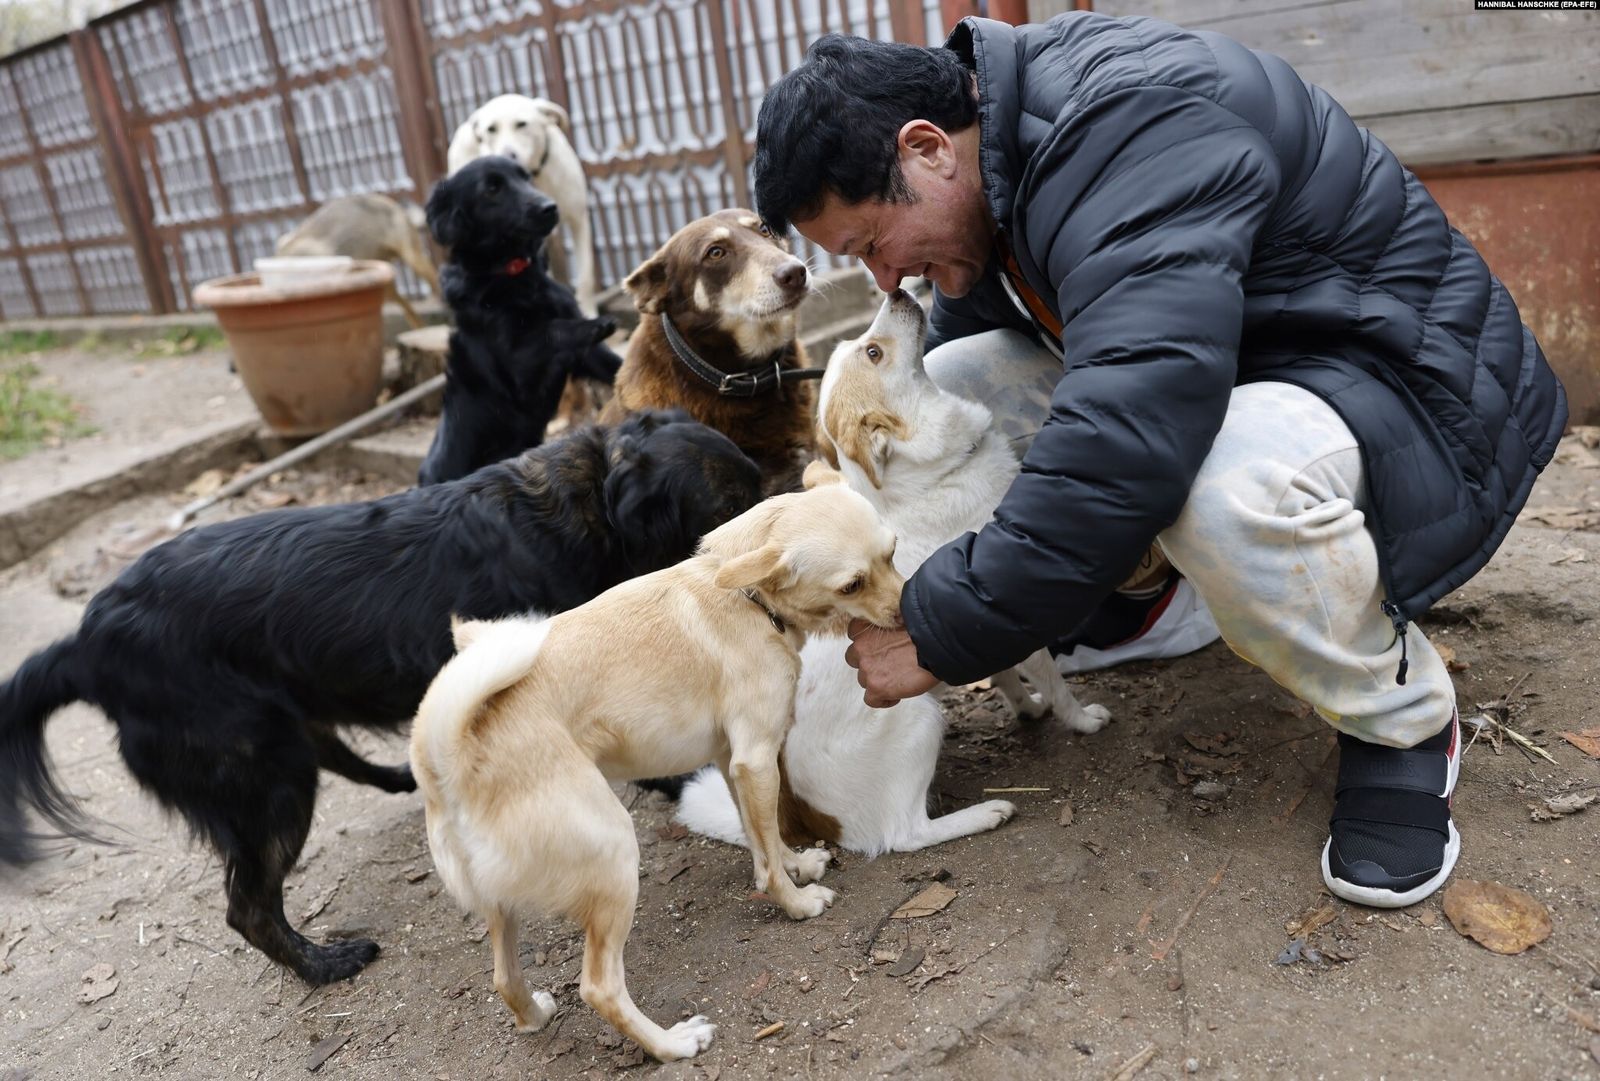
[424, 177, 463, 250]
[713, 542, 787, 590]
[802, 459, 843, 489]
[450, 615, 488, 651]
[532, 98, 571, 136]
[813, 419, 840, 470]
[623, 253, 670, 315]
[839, 410, 908, 489]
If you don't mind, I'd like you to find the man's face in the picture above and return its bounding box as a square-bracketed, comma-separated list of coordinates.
[793, 122, 993, 298]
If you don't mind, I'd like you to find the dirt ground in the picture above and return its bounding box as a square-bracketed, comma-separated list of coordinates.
[1, 355, 1598, 1080]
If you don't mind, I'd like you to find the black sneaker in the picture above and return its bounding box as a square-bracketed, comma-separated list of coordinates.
[1322, 712, 1460, 908]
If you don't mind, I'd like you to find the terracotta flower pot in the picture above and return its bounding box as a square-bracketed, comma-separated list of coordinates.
[193, 260, 395, 436]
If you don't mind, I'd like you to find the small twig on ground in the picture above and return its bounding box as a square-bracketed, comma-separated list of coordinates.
[753, 1020, 785, 1041]
[1150, 856, 1234, 962]
[982, 786, 1050, 793]
[0, 930, 26, 973]
[1473, 711, 1556, 764]
[1108, 1042, 1158, 1081]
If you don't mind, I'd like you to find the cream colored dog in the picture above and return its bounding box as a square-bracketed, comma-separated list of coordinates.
[446, 93, 597, 315]
[409, 482, 902, 1062]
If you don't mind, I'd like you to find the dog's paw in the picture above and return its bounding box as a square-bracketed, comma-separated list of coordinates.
[978, 799, 1017, 830]
[1012, 690, 1050, 722]
[786, 846, 832, 885]
[784, 883, 838, 920]
[657, 1015, 717, 1061]
[1062, 702, 1113, 734]
[513, 991, 557, 1033]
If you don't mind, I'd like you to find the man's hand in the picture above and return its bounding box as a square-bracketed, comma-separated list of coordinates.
[844, 619, 939, 708]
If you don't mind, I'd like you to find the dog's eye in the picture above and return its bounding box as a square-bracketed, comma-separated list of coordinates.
[485, 124, 497, 134]
[838, 577, 864, 596]
[758, 223, 772, 238]
[706, 245, 726, 261]
[515, 120, 528, 129]
[865, 344, 883, 363]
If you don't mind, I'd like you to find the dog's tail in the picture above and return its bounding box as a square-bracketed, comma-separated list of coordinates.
[673, 767, 749, 847]
[0, 636, 97, 867]
[412, 615, 555, 794]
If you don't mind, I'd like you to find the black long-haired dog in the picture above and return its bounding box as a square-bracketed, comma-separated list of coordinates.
[0, 410, 760, 985]
[419, 156, 622, 485]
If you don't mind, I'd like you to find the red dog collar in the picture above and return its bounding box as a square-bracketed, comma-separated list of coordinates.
[502, 257, 533, 276]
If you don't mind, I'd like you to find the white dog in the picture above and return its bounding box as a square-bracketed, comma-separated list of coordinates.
[446, 94, 597, 315]
[675, 289, 1112, 855]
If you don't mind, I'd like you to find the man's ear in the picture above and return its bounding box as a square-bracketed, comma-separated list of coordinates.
[623, 253, 670, 315]
[898, 118, 956, 180]
[713, 543, 787, 591]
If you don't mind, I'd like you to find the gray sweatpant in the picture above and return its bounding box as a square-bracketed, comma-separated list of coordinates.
[925, 329, 1456, 749]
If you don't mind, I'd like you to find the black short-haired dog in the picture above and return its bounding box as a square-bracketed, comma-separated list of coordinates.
[0, 410, 761, 986]
[419, 156, 623, 485]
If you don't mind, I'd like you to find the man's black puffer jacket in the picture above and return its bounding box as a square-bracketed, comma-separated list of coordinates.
[903, 14, 1567, 685]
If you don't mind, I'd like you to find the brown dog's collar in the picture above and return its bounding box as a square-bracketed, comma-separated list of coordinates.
[660, 313, 825, 398]
[741, 588, 787, 635]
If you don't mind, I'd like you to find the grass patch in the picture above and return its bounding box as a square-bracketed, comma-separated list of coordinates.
[0, 329, 61, 357]
[0, 362, 95, 460]
[131, 325, 228, 358]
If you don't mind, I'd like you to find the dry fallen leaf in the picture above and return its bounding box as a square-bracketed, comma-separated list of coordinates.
[78, 962, 118, 1004]
[1285, 901, 1338, 938]
[1560, 728, 1600, 759]
[745, 969, 772, 996]
[886, 947, 926, 977]
[1057, 803, 1074, 827]
[1435, 643, 1471, 672]
[1552, 547, 1588, 566]
[1182, 731, 1242, 757]
[182, 468, 227, 498]
[1574, 425, 1600, 450]
[891, 882, 958, 919]
[1418, 909, 1438, 928]
[1530, 793, 1597, 821]
[1442, 879, 1552, 954]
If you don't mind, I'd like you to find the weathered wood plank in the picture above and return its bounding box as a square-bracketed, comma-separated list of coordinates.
[1084, 0, 1596, 117]
[1368, 93, 1600, 165]
[1025, 0, 1599, 162]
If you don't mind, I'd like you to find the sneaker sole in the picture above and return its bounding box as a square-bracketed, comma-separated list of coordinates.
[1321, 715, 1462, 909]
[1321, 821, 1460, 908]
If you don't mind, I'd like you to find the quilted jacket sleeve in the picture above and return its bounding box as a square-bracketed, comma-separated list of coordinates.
[926, 287, 998, 351]
[902, 88, 1282, 684]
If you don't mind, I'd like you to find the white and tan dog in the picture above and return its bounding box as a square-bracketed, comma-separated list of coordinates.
[446, 93, 597, 315]
[409, 483, 902, 1062]
[675, 288, 1111, 855]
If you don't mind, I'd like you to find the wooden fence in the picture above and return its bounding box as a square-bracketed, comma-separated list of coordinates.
[0, 0, 975, 320]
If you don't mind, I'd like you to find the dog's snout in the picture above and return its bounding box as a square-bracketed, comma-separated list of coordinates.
[888, 288, 917, 310]
[531, 200, 560, 230]
[773, 261, 808, 293]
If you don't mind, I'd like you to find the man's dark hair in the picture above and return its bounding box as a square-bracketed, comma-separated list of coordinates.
[753, 34, 977, 234]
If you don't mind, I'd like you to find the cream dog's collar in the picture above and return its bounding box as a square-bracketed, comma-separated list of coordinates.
[741, 588, 787, 635]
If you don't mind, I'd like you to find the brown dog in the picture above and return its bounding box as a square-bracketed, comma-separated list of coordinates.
[603, 210, 817, 494]
[276, 194, 439, 328]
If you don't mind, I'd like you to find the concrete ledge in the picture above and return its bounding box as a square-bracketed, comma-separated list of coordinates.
[0, 420, 261, 570]
[3, 300, 447, 350]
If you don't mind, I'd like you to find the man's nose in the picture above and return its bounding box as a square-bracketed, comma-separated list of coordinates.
[862, 256, 901, 293]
